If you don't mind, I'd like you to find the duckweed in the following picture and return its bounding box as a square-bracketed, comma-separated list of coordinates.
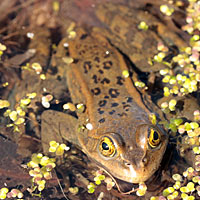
[149, 113, 157, 125]
[160, 5, 174, 16]
[0, 99, 10, 108]
[0, 187, 24, 199]
[42, 94, 53, 108]
[52, 1, 60, 12]
[134, 81, 146, 88]
[69, 187, 79, 195]
[172, 174, 183, 182]
[76, 103, 85, 113]
[104, 177, 115, 191]
[0, 93, 37, 132]
[122, 70, 129, 78]
[168, 99, 177, 111]
[136, 182, 147, 196]
[86, 123, 93, 130]
[0, 43, 6, 60]
[40, 74, 46, 80]
[0, 188, 9, 200]
[49, 140, 70, 156]
[63, 102, 76, 111]
[27, 153, 57, 195]
[88, 182, 96, 194]
[138, 21, 148, 30]
[151, 1, 200, 199]
[94, 175, 105, 185]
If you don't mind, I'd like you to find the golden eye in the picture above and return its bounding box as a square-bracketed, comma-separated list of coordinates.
[148, 128, 161, 148]
[99, 137, 116, 157]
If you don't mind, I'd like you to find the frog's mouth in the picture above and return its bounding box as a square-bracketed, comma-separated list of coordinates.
[95, 161, 162, 195]
[97, 164, 149, 195]
[93, 141, 171, 195]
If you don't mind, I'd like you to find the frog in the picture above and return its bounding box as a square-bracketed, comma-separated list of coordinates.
[41, 27, 168, 185]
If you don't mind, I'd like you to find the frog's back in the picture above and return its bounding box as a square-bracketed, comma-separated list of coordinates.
[64, 27, 167, 184]
[67, 28, 150, 132]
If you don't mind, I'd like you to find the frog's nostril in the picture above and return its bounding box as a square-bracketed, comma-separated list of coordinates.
[124, 161, 131, 167]
[142, 157, 148, 165]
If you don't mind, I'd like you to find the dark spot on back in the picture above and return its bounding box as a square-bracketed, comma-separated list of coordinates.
[98, 100, 107, 107]
[109, 88, 120, 98]
[98, 69, 104, 74]
[116, 76, 124, 85]
[91, 88, 101, 95]
[94, 56, 100, 63]
[80, 34, 88, 40]
[101, 78, 110, 85]
[111, 103, 119, 107]
[73, 58, 79, 63]
[109, 110, 115, 115]
[104, 53, 110, 58]
[103, 61, 112, 70]
[123, 104, 131, 109]
[104, 96, 109, 99]
[79, 50, 85, 56]
[98, 108, 104, 114]
[127, 97, 133, 103]
[114, 25, 120, 33]
[118, 112, 127, 117]
[99, 118, 105, 123]
[76, 44, 81, 49]
[92, 74, 98, 84]
[83, 61, 92, 73]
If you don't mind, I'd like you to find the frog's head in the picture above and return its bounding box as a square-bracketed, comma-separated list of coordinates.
[85, 124, 168, 183]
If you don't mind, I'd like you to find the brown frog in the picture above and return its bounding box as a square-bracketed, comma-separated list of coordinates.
[41, 27, 168, 185]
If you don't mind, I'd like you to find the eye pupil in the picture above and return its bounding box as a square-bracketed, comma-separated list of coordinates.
[99, 136, 116, 157]
[148, 128, 161, 148]
[102, 142, 109, 150]
[153, 132, 159, 140]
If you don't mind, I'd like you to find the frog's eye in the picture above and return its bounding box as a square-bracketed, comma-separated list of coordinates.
[99, 137, 116, 157]
[148, 128, 161, 148]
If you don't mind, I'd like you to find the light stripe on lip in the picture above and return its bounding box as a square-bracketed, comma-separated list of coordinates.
[123, 165, 137, 182]
[129, 165, 137, 178]
[140, 136, 146, 149]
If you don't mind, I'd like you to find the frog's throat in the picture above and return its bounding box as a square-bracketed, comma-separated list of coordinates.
[100, 166, 137, 195]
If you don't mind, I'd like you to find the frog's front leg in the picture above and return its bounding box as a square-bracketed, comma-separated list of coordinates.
[41, 110, 79, 153]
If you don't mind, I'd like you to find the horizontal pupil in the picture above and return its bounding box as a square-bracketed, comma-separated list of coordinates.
[102, 142, 109, 150]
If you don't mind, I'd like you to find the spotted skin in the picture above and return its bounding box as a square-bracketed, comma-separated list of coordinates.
[43, 27, 168, 184]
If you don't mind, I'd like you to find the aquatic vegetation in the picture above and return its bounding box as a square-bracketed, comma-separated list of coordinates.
[63, 102, 76, 111]
[87, 170, 115, 194]
[0, 93, 36, 132]
[0, 188, 23, 199]
[0, 43, 6, 60]
[68, 187, 79, 195]
[138, 21, 149, 30]
[22, 62, 46, 80]
[26, 140, 69, 196]
[27, 153, 56, 193]
[49, 140, 70, 156]
[122, 70, 129, 78]
[52, 1, 60, 12]
[151, 0, 200, 199]
[134, 81, 146, 88]
[41, 94, 53, 108]
[160, 5, 174, 16]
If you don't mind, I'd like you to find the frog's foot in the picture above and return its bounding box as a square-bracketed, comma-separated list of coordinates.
[41, 110, 79, 153]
